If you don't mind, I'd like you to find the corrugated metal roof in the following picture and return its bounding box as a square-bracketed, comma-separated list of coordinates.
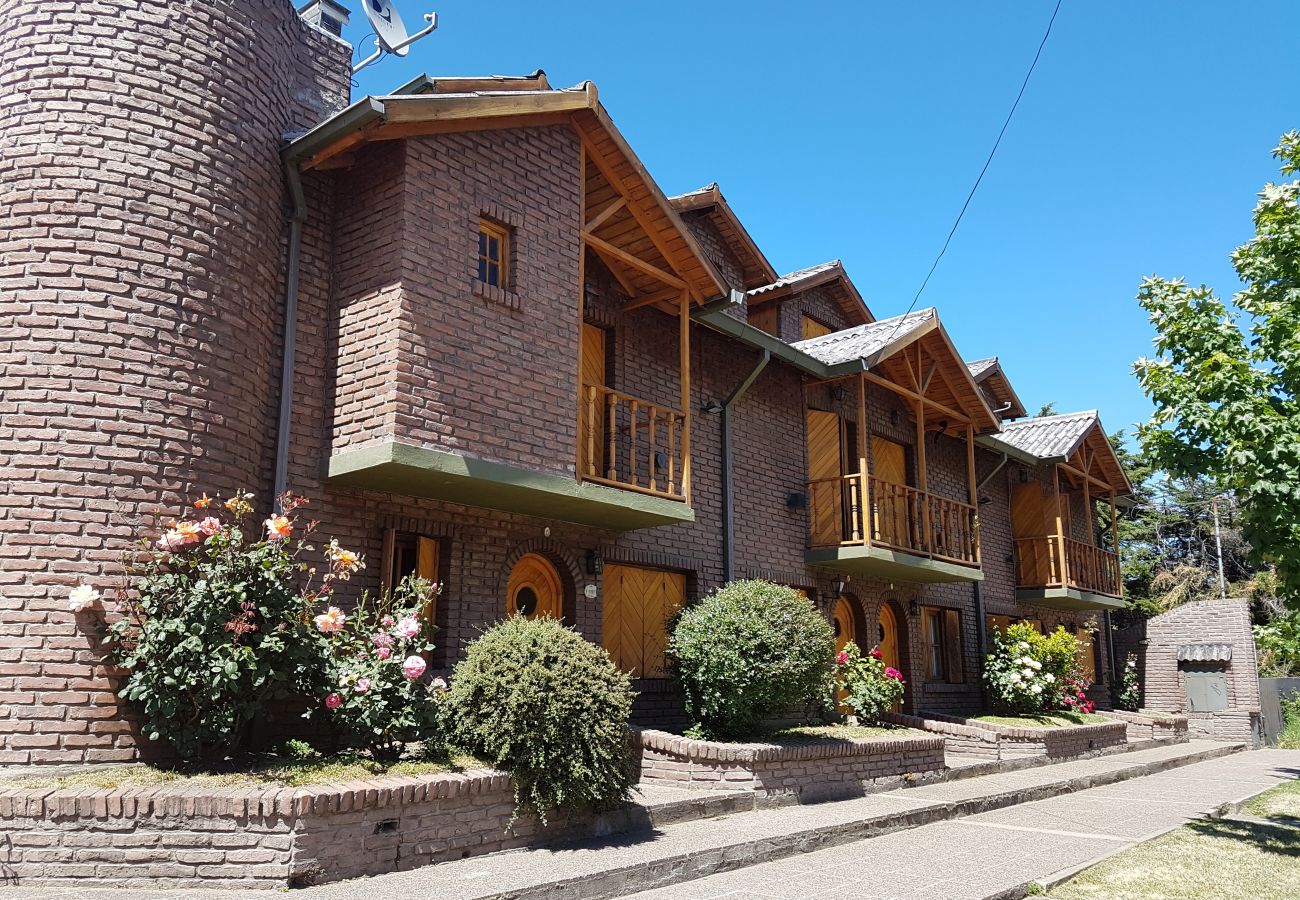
[967, 357, 998, 379]
[1177, 643, 1233, 663]
[790, 308, 935, 367]
[746, 261, 842, 297]
[983, 410, 1099, 460]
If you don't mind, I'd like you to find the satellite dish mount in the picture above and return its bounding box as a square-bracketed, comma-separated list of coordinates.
[353, 2, 438, 75]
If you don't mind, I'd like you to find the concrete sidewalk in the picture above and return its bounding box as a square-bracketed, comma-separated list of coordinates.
[0, 740, 1269, 900]
[624, 749, 1300, 900]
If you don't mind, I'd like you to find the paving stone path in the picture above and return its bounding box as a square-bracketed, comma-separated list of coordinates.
[624, 749, 1300, 900]
[2, 744, 1295, 900]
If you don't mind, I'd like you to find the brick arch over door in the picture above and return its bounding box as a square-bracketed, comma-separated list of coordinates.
[496, 540, 584, 624]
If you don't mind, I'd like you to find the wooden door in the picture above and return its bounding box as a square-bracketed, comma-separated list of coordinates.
[416, 536, 439, 625]
[878, 602, 902, 711]
[507, 553, 564, 621]
[833, 596, 857, 655]
[580, 324, 608, 478]
[1012, 483, 1056, 585]
[806, 410, 845, 545]
[603, 565, 685, 677]
[1075, 627, 1097, 684]
[871, 436, 910, 548]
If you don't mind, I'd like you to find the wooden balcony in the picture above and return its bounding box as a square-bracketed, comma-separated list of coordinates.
[805, 472, 983, 584]
[579, 383, 689, 503]
[1014, 535, 1123, 610]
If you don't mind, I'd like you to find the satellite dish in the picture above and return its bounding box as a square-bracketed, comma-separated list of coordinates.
[363, 0, 411, 56]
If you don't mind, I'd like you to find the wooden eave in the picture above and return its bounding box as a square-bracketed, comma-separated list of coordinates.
[973, 363, 1027, 419]
[669, 185, 778, 290]
[1055, 419, 1132, 496]
[861, 320, 1001, 434]
[286, 84, 728, 312]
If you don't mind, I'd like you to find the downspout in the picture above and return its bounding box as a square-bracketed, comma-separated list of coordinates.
[721, 349, 770, 581]
[272, 159, 307, 511]
[972, 453, 1010, 674]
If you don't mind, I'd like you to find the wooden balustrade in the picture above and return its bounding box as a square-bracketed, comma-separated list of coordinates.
[808, 472, 979, 567]
[1013, 536, 1121, 598]
[579, 383, 687, 501]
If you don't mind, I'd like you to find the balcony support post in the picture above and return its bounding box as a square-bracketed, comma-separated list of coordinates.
[1109, 489, 1120, 596]
[1053, 465, 1068, 588]
[856, 373, 868, 546]
[966, 422, 979, 563]
[679, 289, 692, 503]
[575, 144, 587, 484]
[914, 396, 928, 553]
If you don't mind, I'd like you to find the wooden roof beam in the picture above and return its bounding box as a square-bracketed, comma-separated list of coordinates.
[583, 232, 686, 289]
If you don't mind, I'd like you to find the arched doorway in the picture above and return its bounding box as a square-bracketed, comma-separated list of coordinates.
[878, 602, 901, 672]
[506, 553, 564, 620]
[833, 595, 858, 654]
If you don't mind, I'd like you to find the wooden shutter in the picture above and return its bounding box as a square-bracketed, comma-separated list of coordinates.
[806, 410, 844, 545]
[943, 608, 963, 684]
[1076, 628, 1097, 684]
[417, 537, 439, 625]
[801, 315, 833, 340]
[580, 324, 607, 478]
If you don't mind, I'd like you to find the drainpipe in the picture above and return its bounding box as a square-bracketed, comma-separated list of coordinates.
[272, 160, 307, 511]
[721, 349, 770, 582]
[972, 453, 1009, 682]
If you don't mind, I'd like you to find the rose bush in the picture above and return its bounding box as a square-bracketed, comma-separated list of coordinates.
[833, 643, 904, 723]
[109, 493, 334, 761]
[982, 623, 1087, 715]
[306, 576, 446, 757]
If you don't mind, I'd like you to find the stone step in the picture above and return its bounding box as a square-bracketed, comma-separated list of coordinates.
[288, 739, 1244, 900]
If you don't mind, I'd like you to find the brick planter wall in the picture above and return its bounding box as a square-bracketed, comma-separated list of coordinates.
[0, 768, 614, 889]
[880, 712, 1000, 759]
[1099, 710, 1189, 742]
[633, 729, 946, 805]
[899, 711, 1129, 760]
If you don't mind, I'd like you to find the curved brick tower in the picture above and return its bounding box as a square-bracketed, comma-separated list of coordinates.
[0, 1, 349, 763]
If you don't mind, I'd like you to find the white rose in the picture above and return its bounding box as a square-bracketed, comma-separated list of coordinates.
[1009, 672, 1022, 683]
[1044, 673, 1055, 683]
[1022, 668, 1034, 678]
[68, 584, 100, 613]
[1031, 684, 1042, 694]
[1029, 659, 1042, 670]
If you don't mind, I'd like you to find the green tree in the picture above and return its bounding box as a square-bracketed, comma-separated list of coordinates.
[1134, 131, 1300, 607]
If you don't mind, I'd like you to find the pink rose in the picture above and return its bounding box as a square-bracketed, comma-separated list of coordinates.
[835, 650, 849, 665]
[371, 633, 394, 649]
[870, 648, 884, 660]
[884, 666, 903, 681]
[263, 515, 292, 542]
[324, 693, 342, 709]
[392, 616, 421, 640]
[197, 516, 222, 537]
[314, 606, 346, 634]
[354, 678, 370, 694]
[381, 615, 395, 627]
[401, 655, 426, 681]
[376, 647, 392, 660]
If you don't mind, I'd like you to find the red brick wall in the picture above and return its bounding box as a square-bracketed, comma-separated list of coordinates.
[0, 0, 351, 764]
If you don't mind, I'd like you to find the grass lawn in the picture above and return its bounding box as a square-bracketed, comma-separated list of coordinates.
[973, 711, 1110, 728]
[1, 751, 487, 790]
[1050, 779, 1300, 900]
[757, 723, 924, 743]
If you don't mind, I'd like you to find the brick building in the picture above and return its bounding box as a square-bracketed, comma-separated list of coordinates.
[0, 0, 1133, 764]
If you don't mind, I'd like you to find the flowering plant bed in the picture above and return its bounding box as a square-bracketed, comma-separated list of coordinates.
[633, 725, 944, 805]
[972, 712, 1111, 729]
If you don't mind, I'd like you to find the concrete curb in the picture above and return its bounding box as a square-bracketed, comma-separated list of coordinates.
[993, 774, 1280, 900]
[467, 742, 1246, 900]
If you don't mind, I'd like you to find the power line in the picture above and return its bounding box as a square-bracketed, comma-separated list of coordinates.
[883, 0, 1064, 344]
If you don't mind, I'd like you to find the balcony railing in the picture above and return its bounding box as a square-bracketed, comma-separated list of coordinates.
[1014, 536, 1121, 598]
[580, 383, 687, 501]
[808, 472, 979, 567]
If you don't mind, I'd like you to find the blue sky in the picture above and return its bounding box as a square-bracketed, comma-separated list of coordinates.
[346, 1, 1296, 440]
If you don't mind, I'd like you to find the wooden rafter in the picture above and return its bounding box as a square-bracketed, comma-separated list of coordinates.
[623, 287, 683, 312]
[585, 196, 626, 232]
[583, 231, 686, 289]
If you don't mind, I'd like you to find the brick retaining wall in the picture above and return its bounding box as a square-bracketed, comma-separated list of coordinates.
[633, 729, 946, 804]
[0, 768, 606, 889]
[893, 711, 1129, 760]
[1099, 710, 1189, 742]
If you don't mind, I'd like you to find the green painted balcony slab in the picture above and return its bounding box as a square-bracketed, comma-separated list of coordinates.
[1015, 587, 1125, 612]
[328, 442, 694, 531]
[805, 546, 984, 584]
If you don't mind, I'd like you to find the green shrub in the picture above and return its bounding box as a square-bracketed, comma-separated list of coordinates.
[834, 643, 905, 724]
[1279, 692, 1300, 750]
[444, 616, 635, 822]
[108, 493, 340, 762]
[1113, 652, 1143, 712]
[668, 580, 835, 739]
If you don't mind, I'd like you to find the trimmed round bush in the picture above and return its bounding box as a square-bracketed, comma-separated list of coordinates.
[445, 616, 635, 821]
[669, 580, 835, 739]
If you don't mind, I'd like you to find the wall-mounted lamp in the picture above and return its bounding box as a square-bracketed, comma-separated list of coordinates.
[585, 549, 603, 576]
[830, 384, 848, 403]
[786, 492, 808, 510]
[909, 599, 920, 617]
[889, 409, 900, 426]
[978, 495, 993, 506]
[700, 400, 724, 415]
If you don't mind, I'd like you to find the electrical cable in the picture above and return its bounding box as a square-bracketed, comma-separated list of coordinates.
[882, 0, 1064, 345]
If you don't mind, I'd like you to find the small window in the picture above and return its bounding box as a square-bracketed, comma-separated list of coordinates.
[801, 315, 833, 340]
[478, 219, 511, 290]
[923, 606, 964, 684]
